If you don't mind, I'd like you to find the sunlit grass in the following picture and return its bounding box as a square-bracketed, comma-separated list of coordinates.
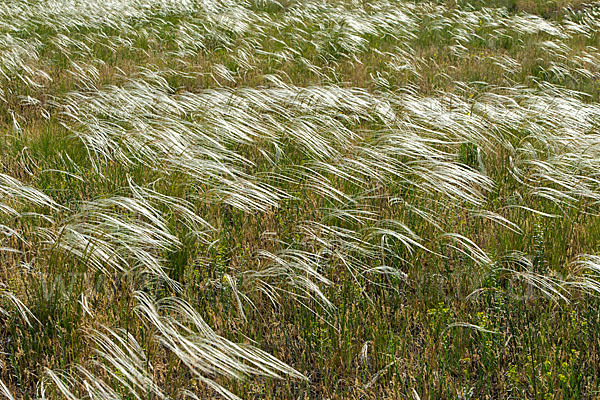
[1, 0, 600, 398]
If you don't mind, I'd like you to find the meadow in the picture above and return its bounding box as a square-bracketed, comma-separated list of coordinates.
[1, 0, 600, 398]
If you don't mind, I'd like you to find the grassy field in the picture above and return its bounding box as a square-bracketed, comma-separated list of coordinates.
[1, 0, 600, 398]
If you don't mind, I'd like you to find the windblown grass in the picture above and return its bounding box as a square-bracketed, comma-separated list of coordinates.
[1, 0, 600, 398]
